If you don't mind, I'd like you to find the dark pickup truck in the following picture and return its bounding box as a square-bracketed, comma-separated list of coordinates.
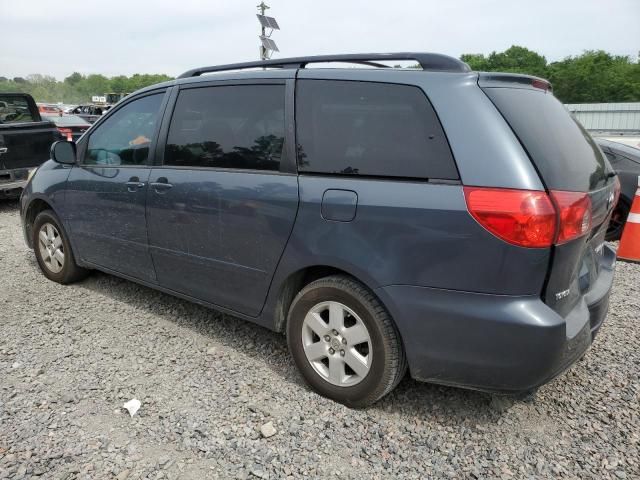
[0, 93, 61, 197]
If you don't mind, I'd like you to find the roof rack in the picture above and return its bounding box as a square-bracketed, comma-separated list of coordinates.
[177, 52, 470, 78]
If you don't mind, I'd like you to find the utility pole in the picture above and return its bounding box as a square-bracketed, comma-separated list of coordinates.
[257, 2, 270, 61]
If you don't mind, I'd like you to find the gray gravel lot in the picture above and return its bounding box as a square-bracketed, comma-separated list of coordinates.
[0, 199, 639, 479]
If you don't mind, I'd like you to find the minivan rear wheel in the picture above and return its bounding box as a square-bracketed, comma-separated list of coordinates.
[287, 275, 406, 408]
[32, 210, 89, 284]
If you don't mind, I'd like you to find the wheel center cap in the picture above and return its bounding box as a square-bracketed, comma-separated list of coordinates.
[331, 338, 341, 350]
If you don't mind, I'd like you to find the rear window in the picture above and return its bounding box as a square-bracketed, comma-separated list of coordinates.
[42, 115, 90, 126]
[0, 96, 35, 124]
[483, 88, 614, 192]
[296, 80, 458, 179]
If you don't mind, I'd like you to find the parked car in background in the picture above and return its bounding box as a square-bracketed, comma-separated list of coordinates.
[0, 93, 61, 198]
[41, 114, 90, 142]
[37, 103, 63, 115]
[69, 105, 104, 123]
[20, 53, 618, 407]
[596, 138, 640, 240]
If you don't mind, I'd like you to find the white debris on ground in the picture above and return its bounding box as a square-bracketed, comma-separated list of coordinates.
[122, 399, 141, 418]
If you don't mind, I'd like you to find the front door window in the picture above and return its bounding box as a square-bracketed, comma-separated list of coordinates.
[85, 93, 163, 166]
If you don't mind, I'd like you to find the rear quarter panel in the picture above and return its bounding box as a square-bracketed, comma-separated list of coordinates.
[268, 175, 550, 295]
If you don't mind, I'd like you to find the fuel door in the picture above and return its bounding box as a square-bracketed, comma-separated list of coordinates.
[321, 189, 358, 222]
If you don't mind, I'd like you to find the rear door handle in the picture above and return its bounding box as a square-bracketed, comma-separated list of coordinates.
[150, 177, 173, 192]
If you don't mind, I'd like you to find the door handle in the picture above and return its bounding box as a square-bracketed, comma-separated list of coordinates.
[0, 147, 7, 155]
[150, 177, 173, 192]
[126, 176, 145, 192]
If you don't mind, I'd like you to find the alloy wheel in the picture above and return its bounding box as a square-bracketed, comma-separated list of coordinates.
[301, 301, 372, 387]
[38, 222, 65, 274]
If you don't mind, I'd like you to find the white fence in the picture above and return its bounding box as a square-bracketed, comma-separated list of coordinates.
[565, 102, 640, 134]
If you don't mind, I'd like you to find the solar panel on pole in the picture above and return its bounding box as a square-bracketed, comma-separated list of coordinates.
[259, 36, 279, 52]
[256, 14, 280, 30]
[265, 15, 280, 30]
[256, 2, 279, 60]
[256, 14, 269, 29]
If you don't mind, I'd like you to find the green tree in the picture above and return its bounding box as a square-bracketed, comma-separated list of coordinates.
[548, 51, 640, 103]
[64, 72, 83, 85]
[110, 75, 129, 93]
[462, 46, 547, 77]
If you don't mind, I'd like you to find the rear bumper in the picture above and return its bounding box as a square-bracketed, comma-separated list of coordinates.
[0, 167, 33, 197]
[375, 244, 616, 393]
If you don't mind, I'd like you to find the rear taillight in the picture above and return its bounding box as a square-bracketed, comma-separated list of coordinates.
[464, 187, 556, 248]
[464, 187, 593, 248]
[58, 127, 73, 141]
[550, 191, 591, 244]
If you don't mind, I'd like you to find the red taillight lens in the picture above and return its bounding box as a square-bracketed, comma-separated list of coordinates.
[464, 187, 557, 248]
[531, 79, 551, 91]
[550, 190, 591, 244]
[464, 187, 594, 248]
[58, 127, 73, 141]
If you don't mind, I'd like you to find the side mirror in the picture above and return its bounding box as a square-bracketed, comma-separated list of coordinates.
[51, 141, 77, 165]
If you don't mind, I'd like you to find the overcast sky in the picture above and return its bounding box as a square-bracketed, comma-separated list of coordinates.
[1, 0, 638, 79]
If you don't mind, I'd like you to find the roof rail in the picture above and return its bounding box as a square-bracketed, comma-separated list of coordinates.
[177, 52, 470, 78]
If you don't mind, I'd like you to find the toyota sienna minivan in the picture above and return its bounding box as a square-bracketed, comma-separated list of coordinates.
[20, 53, 619, 407]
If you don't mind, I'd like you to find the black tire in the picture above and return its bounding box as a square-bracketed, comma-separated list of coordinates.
[286, 275, 407, 408]
[32, 209, 89, 284]
[606, 198, 630, 241]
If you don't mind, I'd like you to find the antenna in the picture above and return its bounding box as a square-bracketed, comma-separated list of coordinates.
[256, 2, 280, 61]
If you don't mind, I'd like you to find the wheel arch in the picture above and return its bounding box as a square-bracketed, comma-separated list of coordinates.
[270, 264, 398, 339]
[23, 197, 56, 249]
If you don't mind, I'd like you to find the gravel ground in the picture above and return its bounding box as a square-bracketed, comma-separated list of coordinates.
[0, 198, 639, 480]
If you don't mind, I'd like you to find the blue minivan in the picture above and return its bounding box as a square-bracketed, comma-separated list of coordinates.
[21, 54, 618, 407]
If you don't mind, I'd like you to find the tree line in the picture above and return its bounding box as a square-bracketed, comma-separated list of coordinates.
[1, 46, 638, 105]
[461, 46, 640, 104]
[0, 73, 173, 104]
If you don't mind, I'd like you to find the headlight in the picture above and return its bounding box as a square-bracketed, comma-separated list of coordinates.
[27, 167, 38, 182]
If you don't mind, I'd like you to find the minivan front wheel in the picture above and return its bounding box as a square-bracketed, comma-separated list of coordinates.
[32, 210, 89, 284]
[287, 275, 406, 407]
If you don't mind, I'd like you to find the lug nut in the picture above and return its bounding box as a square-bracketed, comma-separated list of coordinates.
[332, 329, 339, 336]
[341, 338, 347, 345]
[329, 348, 335, 355]
[324, 335, 330, 342]
[340, 350, 345, 356]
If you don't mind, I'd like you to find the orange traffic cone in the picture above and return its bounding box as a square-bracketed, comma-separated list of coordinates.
[617, 177, 640, 263]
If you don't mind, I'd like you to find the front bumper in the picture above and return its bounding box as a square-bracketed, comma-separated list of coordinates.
[375, 244, 616, 393]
